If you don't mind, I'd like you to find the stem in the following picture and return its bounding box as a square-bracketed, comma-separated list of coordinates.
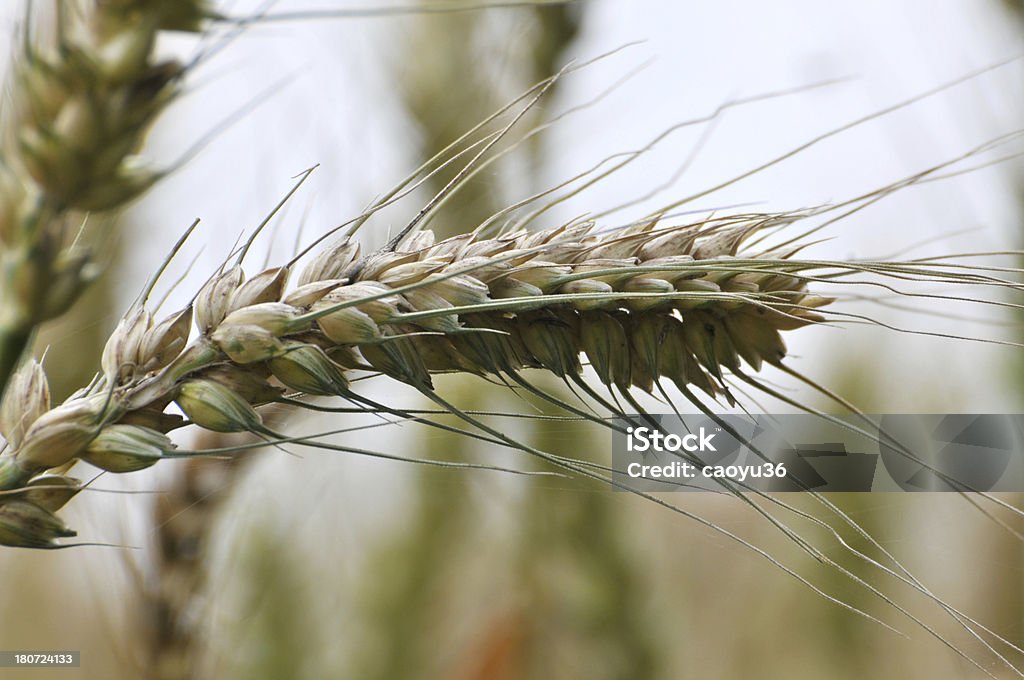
[0, 201, 55, 398]
[0, 325, 31, 400]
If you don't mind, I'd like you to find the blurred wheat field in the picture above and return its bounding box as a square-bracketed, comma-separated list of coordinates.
[0, 1, 1022, 679]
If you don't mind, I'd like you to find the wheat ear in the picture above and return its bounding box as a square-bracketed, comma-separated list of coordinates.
[0, 0, 207, 395]
[0, 212, 839, 546]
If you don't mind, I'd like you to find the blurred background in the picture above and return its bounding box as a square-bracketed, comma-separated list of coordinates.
[0, 1, 1022, 678]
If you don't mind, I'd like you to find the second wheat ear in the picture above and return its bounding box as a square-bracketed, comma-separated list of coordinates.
[0, 0, 209, 395]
